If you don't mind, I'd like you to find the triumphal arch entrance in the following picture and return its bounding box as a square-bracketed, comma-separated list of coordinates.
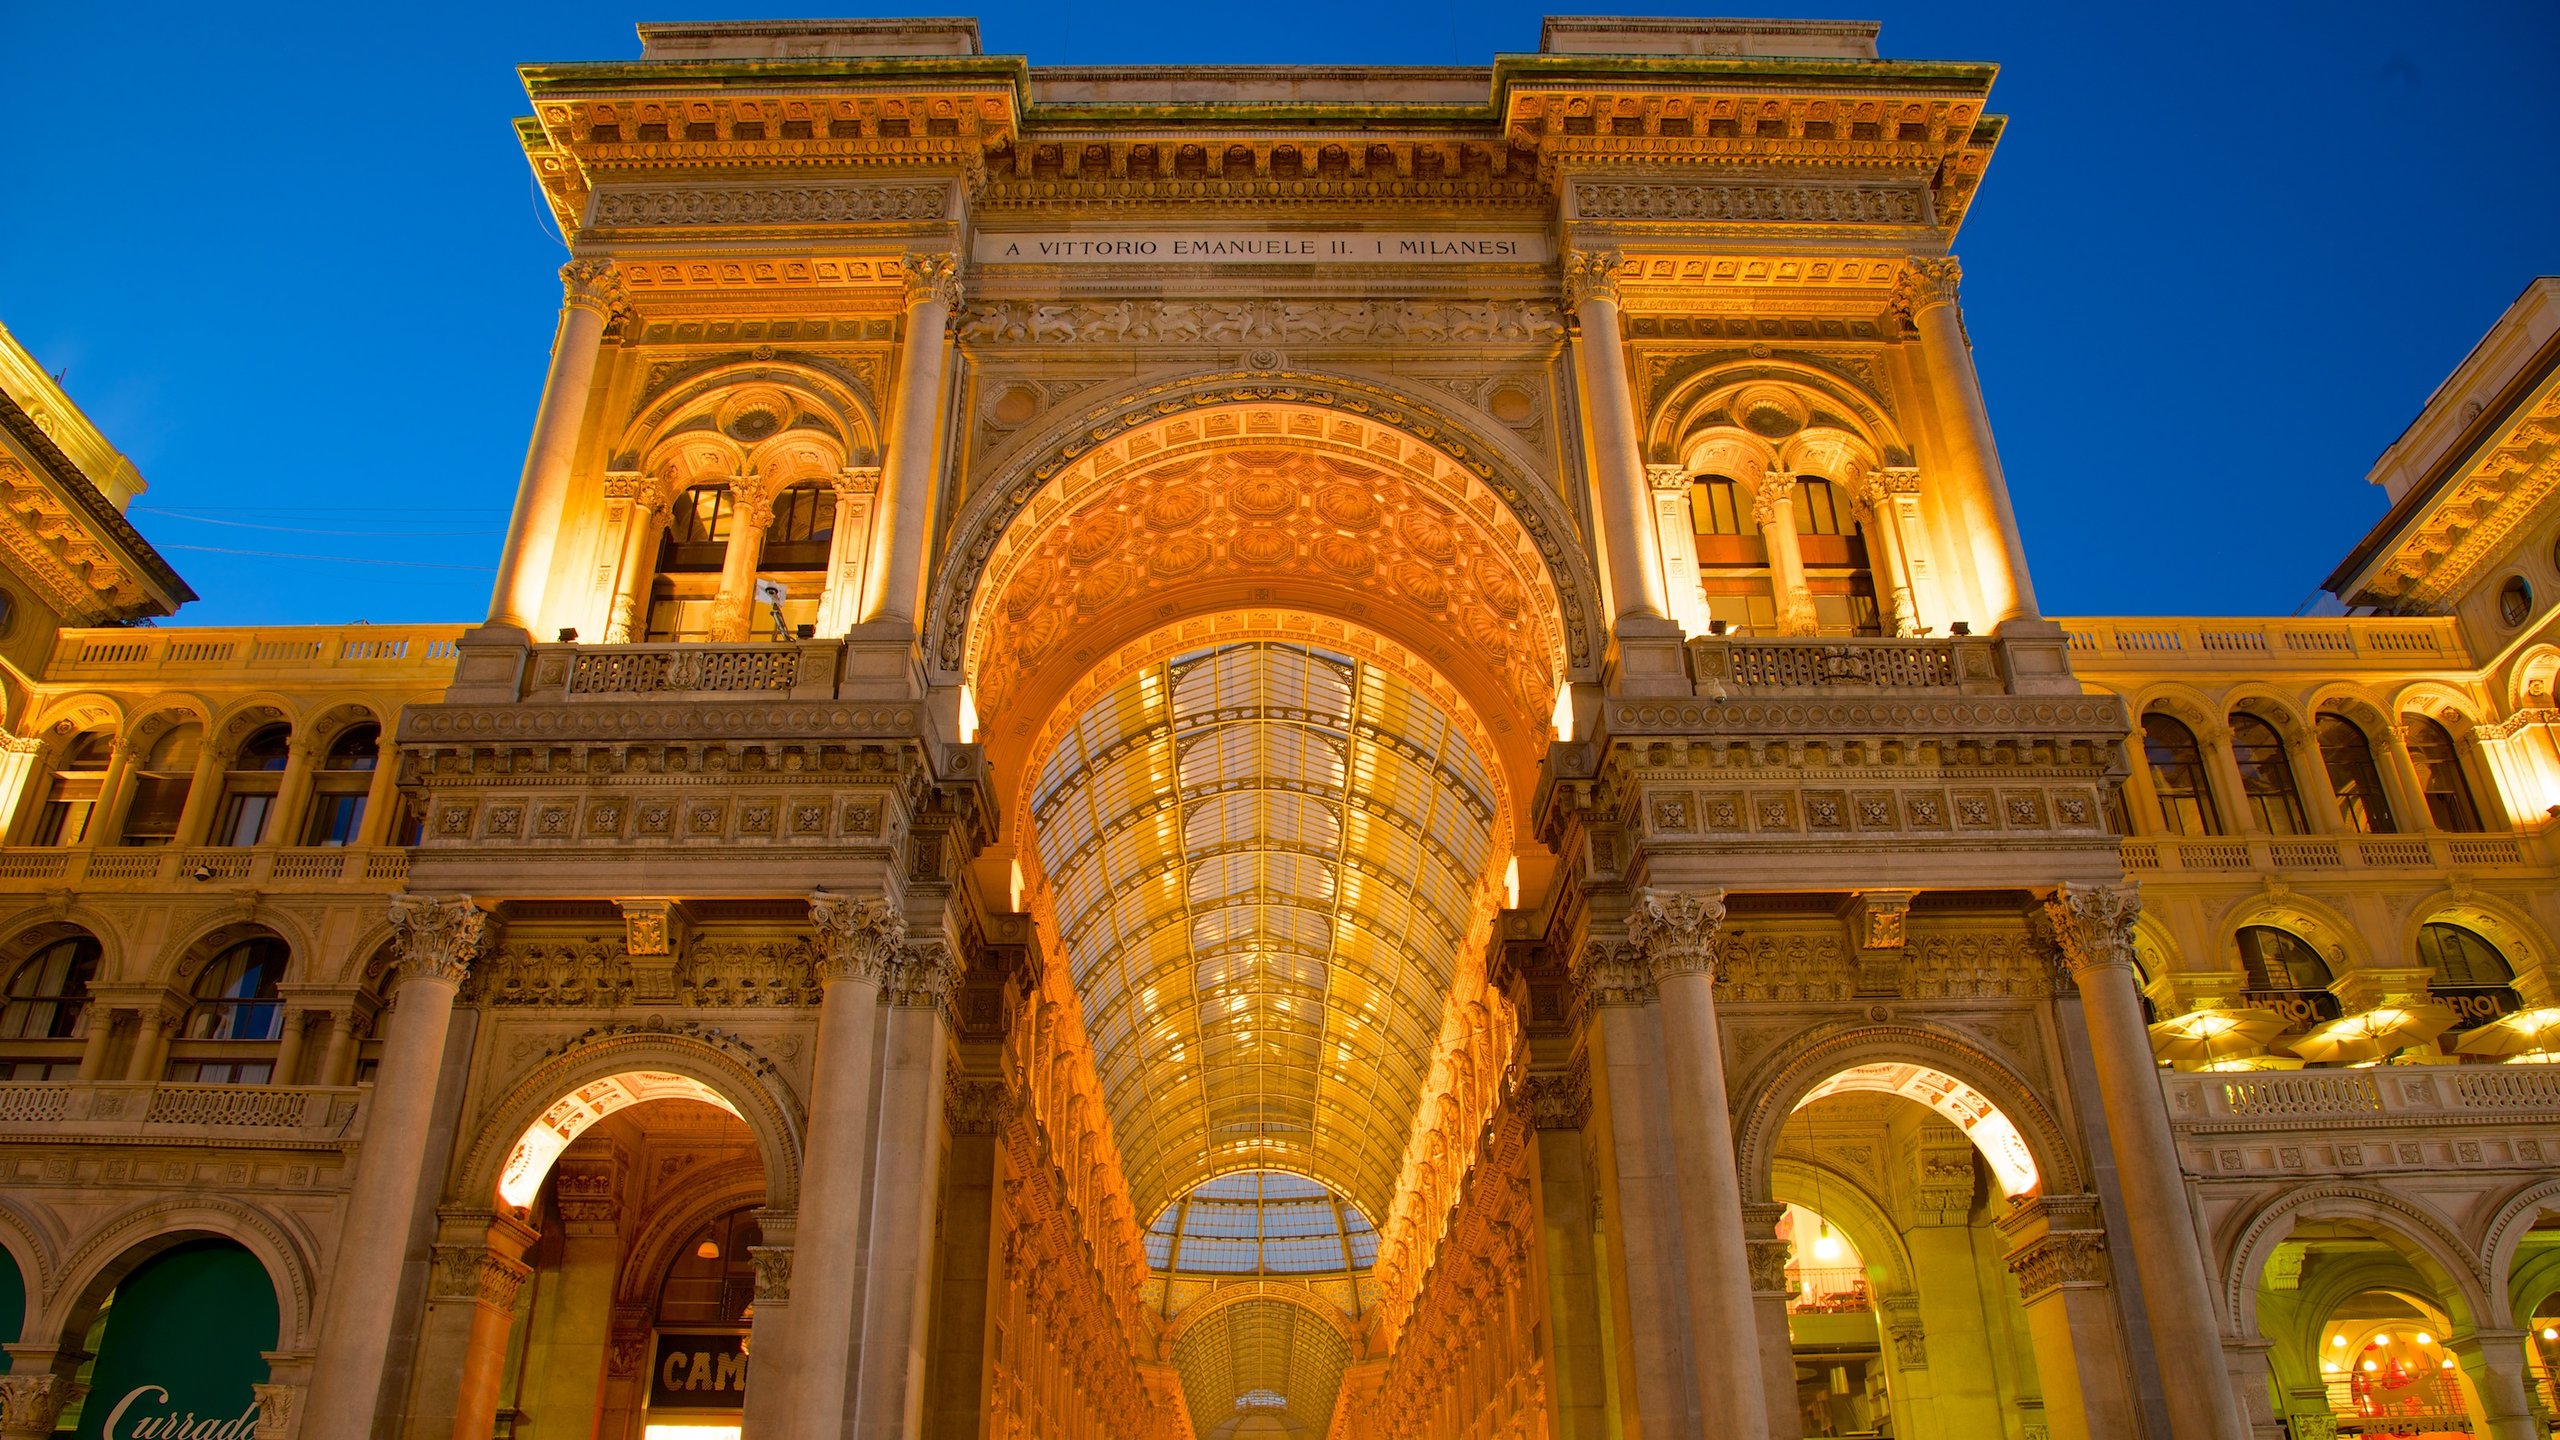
[259, 15, 2244, 1440]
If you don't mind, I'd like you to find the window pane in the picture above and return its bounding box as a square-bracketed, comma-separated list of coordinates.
[2141, 714, 2221, 836]
[2316, 715, 2395, 834]
[2401, 716, 2483, 832]
[302, 794, 365, 847]
[216, 793, 273, 847]
[2228, 714, 2308, 835]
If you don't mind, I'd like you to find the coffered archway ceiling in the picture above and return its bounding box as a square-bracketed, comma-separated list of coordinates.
[955, 402, 1580, 800]
[1027, 641, 1498, 1233]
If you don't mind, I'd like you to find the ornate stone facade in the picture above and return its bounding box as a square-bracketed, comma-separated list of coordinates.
[0, 17, 2552, 1440]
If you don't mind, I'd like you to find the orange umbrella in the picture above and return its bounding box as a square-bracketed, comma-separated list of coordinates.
[2455, 1007, 2560, 1059]
[2287, 1003, 2458, 1066]
[2148, 1008, 2293, 1067]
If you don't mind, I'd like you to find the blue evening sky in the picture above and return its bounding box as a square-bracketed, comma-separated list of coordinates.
[2, 1, 2553, 627]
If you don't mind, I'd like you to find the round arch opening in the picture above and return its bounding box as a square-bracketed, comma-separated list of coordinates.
[1794, 1062, 2041, 1198]
[497, 1071, 744, 1210]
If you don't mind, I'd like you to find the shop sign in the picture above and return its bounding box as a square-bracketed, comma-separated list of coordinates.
[649, 1330, 749, 1411]
[74, 1242, 277, 1440]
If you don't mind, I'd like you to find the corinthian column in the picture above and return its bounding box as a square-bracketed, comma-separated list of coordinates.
[790, 892, 903, 1440]
[710, 477, 776, 643]
[1892, 257, 2039, 626]
[303, 895, 486, 1440]
[1633, 887, 1771, 1439]
[602, 480, 663, 643]
[490, 260, 626, 633]
[1853, 473, 1922, 638]
[2044, 884, 2245, 1440]
[864, 253, 962, 630]
[1752, 467, 1817, 637]
[0, 1371, 86, 1440]
[852, 942, 958, 1440]
[1564, 247, 1670, 627]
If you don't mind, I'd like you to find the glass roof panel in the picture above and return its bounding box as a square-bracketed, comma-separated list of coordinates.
[1030, 642, 1497, 1227]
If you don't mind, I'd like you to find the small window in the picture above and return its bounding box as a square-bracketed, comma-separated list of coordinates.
[301, 723, 381, 848]
[758, 484, 837, 572]
[657, 1209, 763, 1327]
[214, 723, 292, 848]
[1, 936, 100, 1042]
[2417, 922, 2512, 987]
[2142, 714, 2222, 836]
[658, 484, 735, 574]
[31, 731, 115, 846]
[2238, 926, 2334, 992]
[2229, 714, 2308, 835]
[1691, 477, 1761, 537]
[2401, 715, 2484, 832]
[2315, 715, 2396, 835]
[1793, 478, 1844, 537]
[122, 723, 204, 846]
[2500, 576, 2533, 628]
[184, 938, 288, 1043]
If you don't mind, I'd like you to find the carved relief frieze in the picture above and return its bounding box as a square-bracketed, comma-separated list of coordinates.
[1574, 179, 1931, 226]
[588, 181, 949, 230]
[958, 297, 1564, 348]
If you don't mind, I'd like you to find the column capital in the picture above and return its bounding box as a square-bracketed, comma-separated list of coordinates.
[808, 891, 904, 986]
[1645, 462, 1692, 493]
[248, 1382, 297, 1440]
[2040, 882, 2142, 981]
[1629, 887, 1729, 982]
[1750, 471, 1795, 529]
[559, 258, 631, 321]
[1560, 246, 1624, 310]
[1569, 939, 1655, 1010]
[0, 1374, 85, 1436]
[885, 939, 959, 1010]
[899, 250, 964, 311]
[1889, 254, 1962, 320]
[750, 1244, 795, 1305]
[431, 1243, 532, 1312]
[833, 465, 884, 498]
[386, 894, 487, 986]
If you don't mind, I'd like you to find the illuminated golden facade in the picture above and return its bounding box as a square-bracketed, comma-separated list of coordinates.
[0, 17, 2554, 1440]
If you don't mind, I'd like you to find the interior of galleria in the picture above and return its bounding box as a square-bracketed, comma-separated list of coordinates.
[0, 13, 2557, 1440]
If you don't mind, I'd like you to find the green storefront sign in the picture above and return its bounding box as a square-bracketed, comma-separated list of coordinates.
[73, 1241, 277, 1440]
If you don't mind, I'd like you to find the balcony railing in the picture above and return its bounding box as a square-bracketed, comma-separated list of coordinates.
[2062, 616, 2462, 672]
[48, 624, 468, 682]
[2118, 833, 2542, 875]
[0, 846, 409, 889]
[0, 1080, 367, 1141]
[2164, 1064, 2560, 1128]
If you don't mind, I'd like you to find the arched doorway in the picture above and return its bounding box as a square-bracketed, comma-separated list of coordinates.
[955, 387, 1580, 1439]
[1750, 1044, 2127, 1440]
[436, 1049, 795, 1440]
[58, 1237, 281, 1440]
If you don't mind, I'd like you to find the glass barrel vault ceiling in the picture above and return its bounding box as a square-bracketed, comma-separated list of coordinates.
[1029, 640, 1498, 1248]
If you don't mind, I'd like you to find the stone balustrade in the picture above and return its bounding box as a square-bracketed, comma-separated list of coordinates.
[0, 844, 410, 891]
[2162, 1064, 2560, 1181]
[0, 1080, 369, 1142]
[2062, 615, 2459, 673]
[46, 624, 467, 683]
[2118, 831, 2549, 876]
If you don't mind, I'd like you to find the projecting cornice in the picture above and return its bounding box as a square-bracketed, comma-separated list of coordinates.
[0, 393, 193, 625]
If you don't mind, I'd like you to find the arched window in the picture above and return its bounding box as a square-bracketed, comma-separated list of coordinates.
[2419, 922, 2518, 1033]
[2228, 713, 2308, 835]
[657, 1208, 762, 1328]
[657, 484, 734, 572]
[300, 723, 379, 847]
[644, 484, 735, 642]
[2316, 715, 2397, 834]
[213, 724, 291, 847]
[121, 723, 202, 846]
[2236, 926, 2340, 1033]
[2400, 715, 2484, 832]
[758, 484, 835, 570]
[2417, 922, 2512, 987]
[1, 936, 101, 1077]
[2142, 713, 2221, 836]
[184, 938, 287, 1042]
[31, 731, 114, 846]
